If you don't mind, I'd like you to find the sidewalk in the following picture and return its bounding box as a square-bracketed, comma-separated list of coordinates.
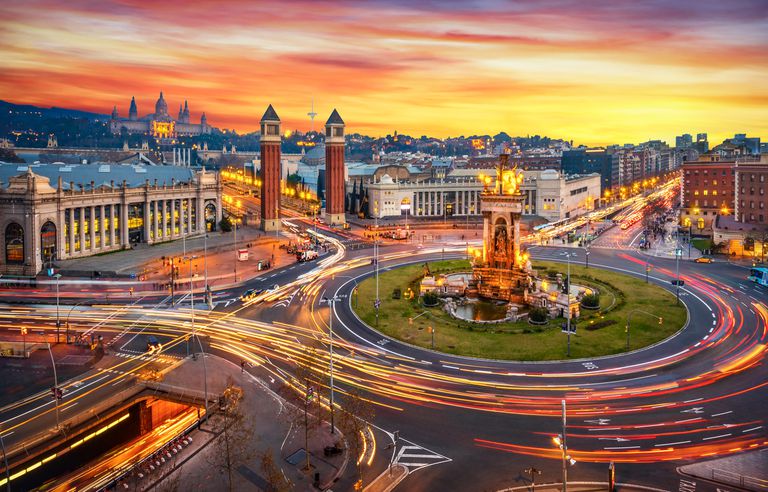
[499, 482, 669, 492]
[678, 449, 768, 490]
[638, 220, 702, 261]
[144, 355, 351, 492]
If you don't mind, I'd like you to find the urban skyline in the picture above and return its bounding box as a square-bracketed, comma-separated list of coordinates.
[1, 0, 767, 145]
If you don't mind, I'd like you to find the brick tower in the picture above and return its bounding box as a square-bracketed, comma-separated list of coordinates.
[324, 109, 346, 226]
[260, 105, 281, 232]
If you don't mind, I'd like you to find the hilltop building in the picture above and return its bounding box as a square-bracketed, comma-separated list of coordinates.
[109, 92, 211, 139]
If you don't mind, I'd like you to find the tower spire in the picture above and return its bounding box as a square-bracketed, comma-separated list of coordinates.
[307, 98, 318, 133]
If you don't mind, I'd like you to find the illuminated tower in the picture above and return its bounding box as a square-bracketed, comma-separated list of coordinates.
[324, 109, 346, 226]
[260, 104, 281, 232]
[473, 153, 531, 303]
[307, 99, 318, 133]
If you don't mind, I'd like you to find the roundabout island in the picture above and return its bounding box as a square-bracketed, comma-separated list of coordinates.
[351, 258, 687, 360]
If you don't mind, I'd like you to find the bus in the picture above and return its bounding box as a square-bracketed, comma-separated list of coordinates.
[748, 267, 768, 287]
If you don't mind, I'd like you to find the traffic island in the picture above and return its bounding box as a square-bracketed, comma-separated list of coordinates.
[352, 259, 686, 360]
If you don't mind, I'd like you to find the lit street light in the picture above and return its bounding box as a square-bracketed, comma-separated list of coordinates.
[560, 251, 576, 357]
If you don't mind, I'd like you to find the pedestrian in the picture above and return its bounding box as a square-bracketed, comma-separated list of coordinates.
[240, 360, 246, 374]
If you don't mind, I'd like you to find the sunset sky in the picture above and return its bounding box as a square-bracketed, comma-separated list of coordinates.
[1, 0, 766, 145]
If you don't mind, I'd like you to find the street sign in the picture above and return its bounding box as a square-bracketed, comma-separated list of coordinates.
[374, 299, 381, 308]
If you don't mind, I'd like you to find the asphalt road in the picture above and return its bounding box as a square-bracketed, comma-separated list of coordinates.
[1, 219, 766, 492]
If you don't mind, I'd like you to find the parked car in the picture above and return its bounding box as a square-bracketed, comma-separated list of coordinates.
[694, 257, 714, 263]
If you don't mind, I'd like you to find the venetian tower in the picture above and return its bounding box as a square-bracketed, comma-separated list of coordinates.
[473, 153, 531, 303]
[260, 105, 281, 232]
[324, 109, 346, 226]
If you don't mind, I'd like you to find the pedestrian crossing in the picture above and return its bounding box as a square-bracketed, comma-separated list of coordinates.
[392, 441, 451, 472]
[115, 350, 182, 364]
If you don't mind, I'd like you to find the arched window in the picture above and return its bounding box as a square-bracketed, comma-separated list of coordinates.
[697, 218, 705, 230]
[683, 217, 691, 227]
[205, 203, 217, 232]
[41, 221, 57, 264]
[5, 223, 24, 264]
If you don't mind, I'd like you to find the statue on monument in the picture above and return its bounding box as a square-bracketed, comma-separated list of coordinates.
[494, 227, 507, 255]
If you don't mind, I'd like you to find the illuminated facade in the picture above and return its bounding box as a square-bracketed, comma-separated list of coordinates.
[473, 154, 532, 304]
[324, 109, 346, 225]
[0, 163, 222, 276]
[109, 92, 211, 139]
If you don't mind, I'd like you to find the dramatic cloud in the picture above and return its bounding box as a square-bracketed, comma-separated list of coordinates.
[1, 0, 766, 144]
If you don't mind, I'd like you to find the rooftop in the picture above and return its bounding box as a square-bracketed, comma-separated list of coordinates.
[0, 162, 197, 191]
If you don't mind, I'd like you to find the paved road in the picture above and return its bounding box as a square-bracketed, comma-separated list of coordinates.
[1, 216, 766, 492]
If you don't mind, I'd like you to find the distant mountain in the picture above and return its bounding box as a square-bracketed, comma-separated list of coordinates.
[0, 100, 108, 120]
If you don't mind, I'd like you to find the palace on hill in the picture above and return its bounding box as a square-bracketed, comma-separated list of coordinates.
[109, 92, 211, 139]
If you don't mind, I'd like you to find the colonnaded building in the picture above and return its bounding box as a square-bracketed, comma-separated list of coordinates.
[109, 92, 211, 139]
[362, 169, 601, 223]
[0, 163, 222, 276]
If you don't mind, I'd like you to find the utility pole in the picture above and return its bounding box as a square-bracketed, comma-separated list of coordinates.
[374, 202, 380, 328]
[47, 342, 60, 430]
[524, 467, 541, 491]
[645, 261, 650, 283]
[675, 245, 682, 305]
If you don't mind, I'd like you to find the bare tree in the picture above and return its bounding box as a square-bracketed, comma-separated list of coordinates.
[337, 387, 376, 488]
[259, 450, 292, 492]
[206, 380, 255, 491]
[278, 344, 326, 471]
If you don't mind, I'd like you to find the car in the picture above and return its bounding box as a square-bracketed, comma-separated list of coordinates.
[267, 284, 280, 293]
[146, 335, 162, 352]
[240, 288, 264, 301]
[694, 257, 714, 263]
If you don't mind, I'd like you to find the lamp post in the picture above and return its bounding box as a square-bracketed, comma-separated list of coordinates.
[626, 309, 663, 350]
[374, 201, 380, 328]
[54, 273, 61, 344]
[675, 244, 682, 305]
[552, 399, 575, 491]
[645, 261, 651, 284]
[584, 245, 590, 269]
[0, 421, 9, 492]
[561, 252, 575, 357]
[46, 342, 60, 430]
[321, 294, 345, 434]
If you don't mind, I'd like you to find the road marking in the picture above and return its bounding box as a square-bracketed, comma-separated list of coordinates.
[683, 398, 703, 403]
[711, 411, 733, 417]
[675, 418, 701, 424]
[442, 364, 459, 370]
[604, 445, 640, 450]
[655, 440, 690, 447]
[742, 426, 763, 433]
[702, 433, 731, 441]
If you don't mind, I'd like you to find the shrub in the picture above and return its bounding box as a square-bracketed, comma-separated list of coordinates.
[584, 319, 617, 331]
[581, 293, 600, 308]
[528, 306, 549, 323]
[392, 288, 401, 299]
[422, 291, 439, 306]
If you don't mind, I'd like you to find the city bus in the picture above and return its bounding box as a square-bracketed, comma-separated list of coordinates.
[748, 267, 768, 287]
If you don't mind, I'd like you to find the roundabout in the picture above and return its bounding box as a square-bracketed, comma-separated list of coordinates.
[348, 258, 687, 361]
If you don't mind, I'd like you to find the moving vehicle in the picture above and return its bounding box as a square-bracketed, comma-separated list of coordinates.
[694, 257, 714, 263]
[237, 248, 249, 261]
[240, 288, 264, 301]
[748, 267, 768, 287]
[146, 335, 162, 352]
[297, 250, 319, 262]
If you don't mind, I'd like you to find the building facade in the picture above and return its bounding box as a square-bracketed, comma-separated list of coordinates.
[0, 163, 222, 276]
[259, 105, 281, 231]
[324, 109, 346, 225]
[735, 156, 768, 225]
[109, 92, 211, 139]
[363, 169, 600, 223]
[680, 154, 736, 232]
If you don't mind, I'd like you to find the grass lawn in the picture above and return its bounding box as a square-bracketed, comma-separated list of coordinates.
[352, 259, 687, 361]
[691, 238, 714, 253]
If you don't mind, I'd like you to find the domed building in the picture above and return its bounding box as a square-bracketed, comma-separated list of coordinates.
[109, 91, 211, 140]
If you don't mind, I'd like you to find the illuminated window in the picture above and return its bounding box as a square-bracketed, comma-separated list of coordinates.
[703, 190, 708, 196]
[713, 190, 717, 196]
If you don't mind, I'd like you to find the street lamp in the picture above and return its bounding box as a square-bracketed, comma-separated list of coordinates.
[626, 310, 663, 350]
[54, 273, 61, 344]
[320, 294, 346, 434]
[584, 245, 590, 269]
[675, 244, 682, 305]
[552, 399, 576, 491]
[47, 342, 60, 430]
[374, 201, 380, 328]
[560, 252, 576, 357]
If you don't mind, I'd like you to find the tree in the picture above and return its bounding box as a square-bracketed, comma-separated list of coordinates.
[278, 345, 326, 471]
[259, 450, 292, 492]
[337, 388, 376, 488]
[206, 381, 255, 492]
[219, 216, 233, 232]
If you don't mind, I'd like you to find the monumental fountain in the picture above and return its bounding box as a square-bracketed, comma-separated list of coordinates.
[421, 153, 585, 323]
